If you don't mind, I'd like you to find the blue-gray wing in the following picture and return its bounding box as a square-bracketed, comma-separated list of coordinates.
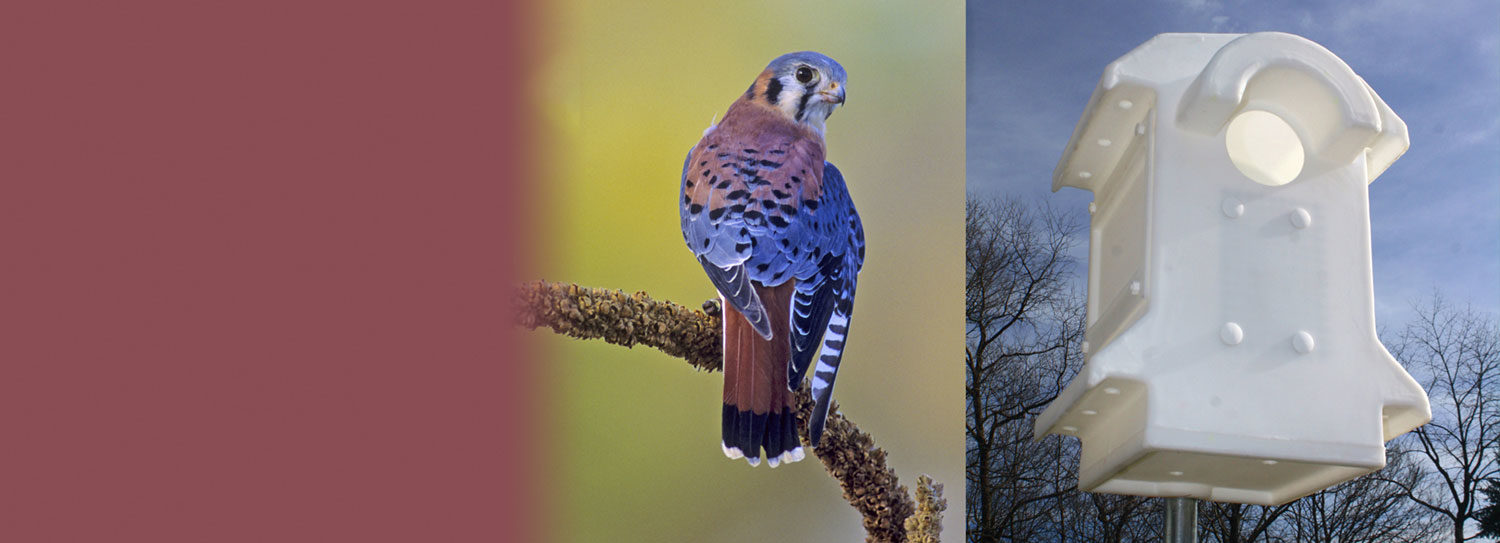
[786, 162, 864, 445]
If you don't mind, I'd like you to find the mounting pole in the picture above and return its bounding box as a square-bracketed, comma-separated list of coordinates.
[1163, 497, 1197, 543]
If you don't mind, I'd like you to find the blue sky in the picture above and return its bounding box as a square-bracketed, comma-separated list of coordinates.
[967, 0, 1500, 328]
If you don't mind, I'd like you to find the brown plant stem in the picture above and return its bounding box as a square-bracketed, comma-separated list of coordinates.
[514, 280, 934, 543]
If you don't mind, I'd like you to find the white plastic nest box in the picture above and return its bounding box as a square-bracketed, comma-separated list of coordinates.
[1034, 32, 1431, 506]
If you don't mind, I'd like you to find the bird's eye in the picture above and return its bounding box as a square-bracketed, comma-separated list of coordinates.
[795, 66, 815, 84]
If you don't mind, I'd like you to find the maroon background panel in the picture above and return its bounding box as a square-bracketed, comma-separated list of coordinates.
[0, 1, 539, 541]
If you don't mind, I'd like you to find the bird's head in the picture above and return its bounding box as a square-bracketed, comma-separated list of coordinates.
[748, 51, 847, 135]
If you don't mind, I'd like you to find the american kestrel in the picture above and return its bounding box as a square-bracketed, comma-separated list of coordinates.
[679, 52, 865, 467]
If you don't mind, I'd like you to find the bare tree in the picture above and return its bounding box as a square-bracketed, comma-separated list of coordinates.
[1286, 443, 1444, 542]
[1386, 294, 1500, 542]
[1085, 494, 1159, 542]
[966, 196, 1085, 542]
[1199, 502, 1291, 543]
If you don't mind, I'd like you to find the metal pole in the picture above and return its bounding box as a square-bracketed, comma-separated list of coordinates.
[1163, 497, 1197, 543]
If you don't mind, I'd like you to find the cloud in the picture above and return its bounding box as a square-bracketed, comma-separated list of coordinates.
[1170, 0, 1222, 11]
[967, 1, 1500, 328]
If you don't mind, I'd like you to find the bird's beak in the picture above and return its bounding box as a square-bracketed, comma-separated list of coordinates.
[819, 82, 845, 105]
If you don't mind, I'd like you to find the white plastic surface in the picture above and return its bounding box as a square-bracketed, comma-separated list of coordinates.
[1034, 32, 1430, 506]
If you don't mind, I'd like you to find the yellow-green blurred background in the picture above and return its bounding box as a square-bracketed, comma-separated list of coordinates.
[534, 1, 965, 540]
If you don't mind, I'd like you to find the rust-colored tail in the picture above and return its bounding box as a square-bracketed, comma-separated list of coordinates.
[720, 281, 803, 467]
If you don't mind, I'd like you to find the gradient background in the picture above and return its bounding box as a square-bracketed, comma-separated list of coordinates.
[533, 0, 966, 540]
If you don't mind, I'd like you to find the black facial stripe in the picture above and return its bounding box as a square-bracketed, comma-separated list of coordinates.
[795, 82, 817, 121]
[764, 78, 783, 105]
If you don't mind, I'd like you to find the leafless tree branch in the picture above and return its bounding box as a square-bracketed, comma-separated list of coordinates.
[514, 279, 934, 543]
